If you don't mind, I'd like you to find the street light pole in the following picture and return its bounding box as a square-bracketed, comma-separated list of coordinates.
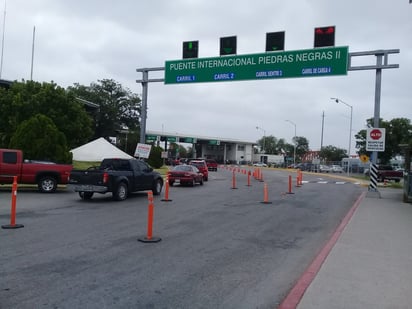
[331, 98, 353, 157]
[256, 126, 266, 153]
[331, 97, 353, 174]
[285, 120, 297, 166]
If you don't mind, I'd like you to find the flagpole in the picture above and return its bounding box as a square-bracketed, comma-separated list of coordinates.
[30, 26, 35, 80]
[0, 0, 6, 79]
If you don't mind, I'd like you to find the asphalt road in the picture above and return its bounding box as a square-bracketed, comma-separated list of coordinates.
[0, 168, 363, 309]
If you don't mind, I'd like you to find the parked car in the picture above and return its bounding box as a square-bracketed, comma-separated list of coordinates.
[364, 165, 403, 182]
[331, 165, 343, 173]
[168, 165, 204, 186]
[205, 159, 218, 171]
[319, 165, 332, 173]
[189, 160, 208, 181]
[253, 162, 267, 167]
[0, 148, 72, 193]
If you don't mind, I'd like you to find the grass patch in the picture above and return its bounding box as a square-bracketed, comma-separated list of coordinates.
[72, 161, 100, 170]
[155, 166, 169, 176]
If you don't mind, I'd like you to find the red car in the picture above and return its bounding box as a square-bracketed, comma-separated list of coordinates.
[189, 160, 208, 181]
[205, 159, 218, 171]
[168, 165, 204, 186]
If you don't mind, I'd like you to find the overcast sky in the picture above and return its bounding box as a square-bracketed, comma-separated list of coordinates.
[1, 0, 411, 154]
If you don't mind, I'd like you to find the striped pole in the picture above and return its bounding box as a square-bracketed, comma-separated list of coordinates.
[368, 163, 378, 191]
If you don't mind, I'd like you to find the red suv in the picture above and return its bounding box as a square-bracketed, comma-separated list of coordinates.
[189, 160, 208, 181]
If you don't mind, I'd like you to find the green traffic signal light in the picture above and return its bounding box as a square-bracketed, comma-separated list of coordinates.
[265, 31, 285, 52]
[182, 41, 199, 59]
[220, 36, 237, 55]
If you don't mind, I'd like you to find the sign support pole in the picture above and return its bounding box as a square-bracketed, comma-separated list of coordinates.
[368, 54, 383, 195]
[136, 67, 165, 144]
[348, 49, 399, 196]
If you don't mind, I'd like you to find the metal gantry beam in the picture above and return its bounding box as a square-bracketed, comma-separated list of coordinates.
[136, 67, 165, 144]
[347, 49, 400, 71]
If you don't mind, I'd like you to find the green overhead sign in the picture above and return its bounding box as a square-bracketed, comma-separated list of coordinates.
[145, 135, 158, 142]
[165, 46, 348, 84]
[179, 137, 197, 143]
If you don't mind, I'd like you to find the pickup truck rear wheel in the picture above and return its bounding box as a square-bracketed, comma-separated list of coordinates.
[79, 192, 94, 200]
[113, 182, 128, 201]
[38, 176, 57, 193]
[152, 179, 163, 195]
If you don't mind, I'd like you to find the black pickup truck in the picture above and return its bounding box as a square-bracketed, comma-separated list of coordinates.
[68, 158, 163, 201]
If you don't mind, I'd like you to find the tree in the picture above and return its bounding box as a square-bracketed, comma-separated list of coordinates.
[178, 145, 188, 158]
[256, 136, 293, 155]
[355, 117, 412, 164]
[147, 145, 163, 168]
[319, 145, 347, 162]
[0, 80, 93, 149]
[257, 135, 278, 154]
[274, 138, 288, 155]
[67, 79, 141, 143]
[9, 114, 72, 163]
[294, 136, 310, 161]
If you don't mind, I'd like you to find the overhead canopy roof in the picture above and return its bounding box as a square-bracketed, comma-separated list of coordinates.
[70, 137, 133, 162]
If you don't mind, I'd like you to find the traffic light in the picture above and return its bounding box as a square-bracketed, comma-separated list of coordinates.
[220, 36, 237, 55]
[266, 31, 285, 52]
[182, 41, 199, 59]
[314, 26, 335, 47]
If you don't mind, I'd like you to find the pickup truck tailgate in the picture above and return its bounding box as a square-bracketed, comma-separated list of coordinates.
[68, 169, 108, 193]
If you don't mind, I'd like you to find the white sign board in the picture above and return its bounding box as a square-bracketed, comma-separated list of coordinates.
[366, 128, 385, 152]
[134, 143, 152, 158]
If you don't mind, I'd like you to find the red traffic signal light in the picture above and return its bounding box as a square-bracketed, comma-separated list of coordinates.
[182, 41, 199, 59]
[220, 36, 237, 55]
[314, 26, 335, 47]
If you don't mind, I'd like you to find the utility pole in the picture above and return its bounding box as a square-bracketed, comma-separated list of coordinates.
[320, 111, 325, 150]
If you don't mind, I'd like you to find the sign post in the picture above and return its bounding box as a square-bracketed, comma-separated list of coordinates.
[134, 143, 152, 159]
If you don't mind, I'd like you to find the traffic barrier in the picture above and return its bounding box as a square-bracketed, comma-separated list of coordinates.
[246, 170, 252, 187]
[260, 183, 272, 204]
[287, 175, 294, 194]
[2, 176, 24, 229]
[295, 174, 301, 187]
[231, 170, 238, 189]
[161, 173, 172, 202]
[138, 191, 161, 243]
[259, 170, 264, 182]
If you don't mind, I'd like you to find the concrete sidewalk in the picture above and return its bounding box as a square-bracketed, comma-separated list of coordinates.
[281, 188, 412, 309]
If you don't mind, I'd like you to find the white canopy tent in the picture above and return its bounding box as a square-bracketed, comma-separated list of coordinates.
[70, 137, 133, 162]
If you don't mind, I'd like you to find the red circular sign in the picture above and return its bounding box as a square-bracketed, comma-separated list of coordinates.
[370, 129, 382, 140]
